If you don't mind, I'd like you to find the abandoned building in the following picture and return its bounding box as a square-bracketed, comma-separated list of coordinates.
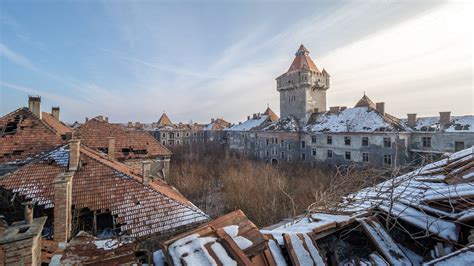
[0, 96, 72, 175]
[0, 139, 208, 264]
[74, 115, 172, 179]
[156, 146, 474, 265]
[132, 112, 231, 147]
[226, 45, 474, 167]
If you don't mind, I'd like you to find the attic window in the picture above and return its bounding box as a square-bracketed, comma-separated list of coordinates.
[133, 149, 147, 155]
[98, 147, 108, 154]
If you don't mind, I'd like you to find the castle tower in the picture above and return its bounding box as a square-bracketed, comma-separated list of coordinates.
[276, 45, 330, 123]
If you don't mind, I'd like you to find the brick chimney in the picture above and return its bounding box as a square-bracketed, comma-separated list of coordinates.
[135, 122, 141, 128]
[329, 106, 341, 113]
[104, 117, 109, 122]
[28, 95, 42, 119]
[376, 102, 385, 116]
[51, 107, 60, 120]
[142, 161, 151, 186]
[440, 112, 451, 127]
[407, 113, 417, 128]
[107, 137, 115, 160]
[23, 202, 34, 224]
[68, 139, 81, 171]
[127, 122, 133, 128]
[53, 172, 74, 243]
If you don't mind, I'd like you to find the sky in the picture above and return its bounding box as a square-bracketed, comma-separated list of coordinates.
[0, 0, 473, 124]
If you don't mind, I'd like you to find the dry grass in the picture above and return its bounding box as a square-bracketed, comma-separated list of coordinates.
[167, 143, 378, 227]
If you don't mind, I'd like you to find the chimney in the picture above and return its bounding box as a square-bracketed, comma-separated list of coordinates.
[85, 117, 89, 122]
[53, 172, 74, 243]
[104, 117, 109, 122]
[407, 113, 417, 128]
[51, 107, 60, 120]
[142, 161, 151, 186]
[107, 137, 115, 160]
[135, 122, 141, 128]
[340, 106, 347, 111]
[22, 202, 34, 224]
[253, 113, 257, 119]
[247, 116, 250, 120]
[440, 112, 451, 127]
[0, 215, 7, 235]
[28, 95, 42, 119]
[376, 102, 385, 116]
[211, 118, 215, 123]
[68, 139, 81, 171]
[329, 106, 341, 113]
[128, 122, 133, 128]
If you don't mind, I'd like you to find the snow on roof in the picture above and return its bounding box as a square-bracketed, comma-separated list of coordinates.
[264, 116, 300, 132]
[424, 244, 474, 265]
[305, 107, 407, 133]
[403, 115, 474, 132]
[228, 115, 269, 131]
[446, 115, 474, 132]
[340, 146, 474, 242]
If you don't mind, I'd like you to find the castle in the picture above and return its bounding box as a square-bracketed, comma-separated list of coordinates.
[226, 45, 474, 167]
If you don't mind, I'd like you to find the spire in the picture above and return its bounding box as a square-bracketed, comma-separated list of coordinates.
[287, 44, 320, 73]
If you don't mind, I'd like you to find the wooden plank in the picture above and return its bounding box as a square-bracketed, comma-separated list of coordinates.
[283, 233, 301, 266]
[359, 218, 412, 266]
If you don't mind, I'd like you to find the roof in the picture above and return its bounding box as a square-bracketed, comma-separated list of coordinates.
[304, 106, 408, 133]
[41, 112, 72, 136]
[341, 146, 474, 242]
[74, 118, 171, 159]
[264, 116, 300, 132]
[0, 108, 65, 163]
[263, 107, 279, 121]
[157, 113, 173, 127]
[354, 94, 376, 109]
[205, 118, 231, 131]
[228, 115, 271, 131]
[286, 44, 320, 74]
[0, 143, 208, 238]
[161, 210, 276, 265]
[404, 115, 474, 132]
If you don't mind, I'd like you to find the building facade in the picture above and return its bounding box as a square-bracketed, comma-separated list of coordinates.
[226, 45, 474, 167]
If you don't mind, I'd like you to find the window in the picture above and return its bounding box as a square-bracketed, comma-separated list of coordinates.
[384, 154, 392, 166]
[312, 148, 317, 157]
[345, 151, 351, 160]
[186, 132, 190, 137]
[454, 141, 465, 152]
[272, 148, 276, 155]
[266, 139, 269, 146]
[327, 150, 333, 158]
[193, 132, 197, 137]
[266, 150, 270, 157]
[288, 144, 291, 151]
[344, 136, 351, 146]
[383, 137, 391, 148]
[327, 136, 332, 145]
[301, 153, 306, 161]
[162, 141, 166, 145]
[362, 152, 369, 162]
[176, 140, 180, 145]
[280, 140, 285, 147]
[281, 151, 285, 159]
[177, 133, 180, 138]
[311, 136, 317, 143]
[301, 141, 306, 149]
[287, 154, 292, 162]
[362, 137, 369, 147]
[162, 133, 166, 138]
[422, 137, 431, 148]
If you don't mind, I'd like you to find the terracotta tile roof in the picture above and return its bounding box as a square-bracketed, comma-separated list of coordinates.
[74, 118, 171, 159]
[0, 144, 208, 238]
[157, 113, 173, 127]
[0, 108, 65, 163]
[263, 107, 279, 122]
[206, 118, 231, 130]
[41, 112, 72, 135]
[354, 94, 376, 109]
[287, 44, 320, 73]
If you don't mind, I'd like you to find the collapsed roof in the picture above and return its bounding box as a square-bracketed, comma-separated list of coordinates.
[0, 143, 208, 238]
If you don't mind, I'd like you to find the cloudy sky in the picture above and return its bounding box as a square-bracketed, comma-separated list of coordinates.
[0, 0, 472, 123]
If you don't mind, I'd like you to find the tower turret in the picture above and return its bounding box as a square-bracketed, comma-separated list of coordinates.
[276, 45, 330, 123]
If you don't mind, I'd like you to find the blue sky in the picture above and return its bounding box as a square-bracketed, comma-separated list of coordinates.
[0, 0, 472, 123]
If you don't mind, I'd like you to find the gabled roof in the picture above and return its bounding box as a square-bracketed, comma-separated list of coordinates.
[286, 44, 320, 74]
[354, 94, 376, 109]
[205, 118, 231, 131]
[157, 113, 173, 127]
[41, 112, 72, 136]
[74, 118, 171, 159]
[0, 108, 65, 163]
[263, 107, 279, 122]
[0, 143, 208, 238]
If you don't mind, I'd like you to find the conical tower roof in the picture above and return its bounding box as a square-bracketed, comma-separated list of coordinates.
[157, 113, 173, 126]
[354, 93, 376, 109]
[286, 44, 320, 73]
